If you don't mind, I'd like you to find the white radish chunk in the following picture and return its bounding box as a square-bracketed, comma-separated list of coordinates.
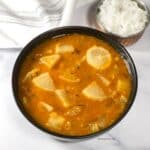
[40, 54, 60, 68]
[55, 89, 71, 108]
[59, 75, 80, 83]
[46, 112, 65, 130]
[120, 95, 128, 103]
[86, 46, 111, 70]
[38, 101, 53, 112]
[55, 44, 74, 54]
[23, 68, 39, 82]
[82, 81, 106, 101]
[96, 74, 110, 86]
[32, 72, 55, 91]
[117, 78, 130, 95]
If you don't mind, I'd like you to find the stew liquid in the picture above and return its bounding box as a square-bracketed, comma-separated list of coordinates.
[18, 34, 132, 136]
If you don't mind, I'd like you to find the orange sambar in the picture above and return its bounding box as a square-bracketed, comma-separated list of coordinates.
[18, 34, 132, 136]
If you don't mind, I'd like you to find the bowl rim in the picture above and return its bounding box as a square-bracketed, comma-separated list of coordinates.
[12, 26, 138, 140]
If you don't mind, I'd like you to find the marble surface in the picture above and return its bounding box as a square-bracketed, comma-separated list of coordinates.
[0, 0, 150, 150]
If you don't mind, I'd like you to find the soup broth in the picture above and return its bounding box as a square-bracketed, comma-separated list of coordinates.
[18, 34, 132, 136]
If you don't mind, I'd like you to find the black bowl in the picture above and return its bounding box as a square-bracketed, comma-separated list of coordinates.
[12, 26, 138, 141]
